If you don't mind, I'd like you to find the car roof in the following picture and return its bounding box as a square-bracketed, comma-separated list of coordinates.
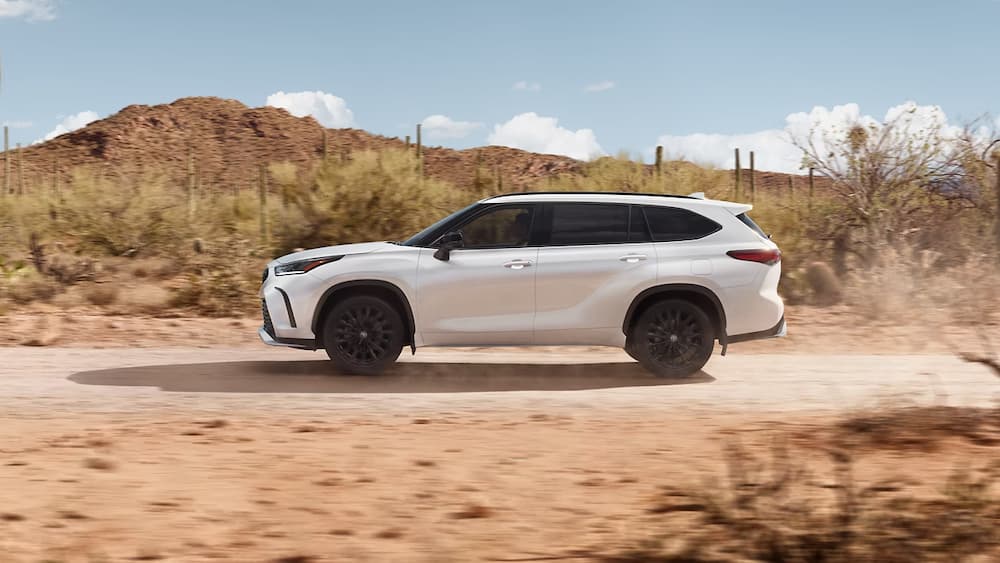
[482, 191, 751, 213]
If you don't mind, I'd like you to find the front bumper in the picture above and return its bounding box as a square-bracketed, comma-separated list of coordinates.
[259, 298, 317, 350]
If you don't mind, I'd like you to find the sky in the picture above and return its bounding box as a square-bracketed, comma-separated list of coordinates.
[1, 0, 998, 172]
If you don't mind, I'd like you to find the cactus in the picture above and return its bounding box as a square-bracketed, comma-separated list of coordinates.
[808, 167, 815, 211]
[749, 150, 756, 203]
[734, 148, 741, 200]
[258, 164, 269, 246]
[2, 125, 8, 196]
[654, 145, 663, 178]
[15, 143, 23, 196]
[187, 146, 196, 220]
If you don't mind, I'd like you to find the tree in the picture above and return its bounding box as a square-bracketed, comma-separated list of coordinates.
[791, 105, 981, 261]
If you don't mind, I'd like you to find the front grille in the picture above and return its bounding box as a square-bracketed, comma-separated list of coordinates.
[262, 300, 275, 337]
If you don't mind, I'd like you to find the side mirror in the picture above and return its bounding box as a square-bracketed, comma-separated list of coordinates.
[433, 231, 464, 261]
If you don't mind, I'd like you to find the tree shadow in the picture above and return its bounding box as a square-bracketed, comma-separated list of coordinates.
[68, 360, 715, 393]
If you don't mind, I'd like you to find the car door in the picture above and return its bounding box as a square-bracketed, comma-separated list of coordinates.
[533, 203, 656, 345]
[416, 204, 539, 346]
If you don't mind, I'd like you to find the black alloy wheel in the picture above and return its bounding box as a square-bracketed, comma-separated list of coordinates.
[631, 299, 715, 378]
[323, 295, 404, 375]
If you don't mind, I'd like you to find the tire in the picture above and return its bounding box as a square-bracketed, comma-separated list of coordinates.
[322, 295, 404, 375]
[630, 299, 715, 378]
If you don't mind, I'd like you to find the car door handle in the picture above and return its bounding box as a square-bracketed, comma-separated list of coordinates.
[503, 260, 533, 270]
[619, 254, 648, 263]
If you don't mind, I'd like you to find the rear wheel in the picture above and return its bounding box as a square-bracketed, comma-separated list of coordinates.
[322, 295, 404, 375]
[631, 299, 715, 378]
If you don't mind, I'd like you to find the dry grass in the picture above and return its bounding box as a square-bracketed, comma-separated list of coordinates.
[829, 406, 1000, 451]
[607, 437, 1000, 562]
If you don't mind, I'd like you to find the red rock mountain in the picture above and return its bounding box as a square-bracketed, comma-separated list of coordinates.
[10, 97, 580, 193]
[9, 96, 816, 195]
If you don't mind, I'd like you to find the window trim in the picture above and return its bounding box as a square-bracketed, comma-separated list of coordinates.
[641, 205, 722, 243]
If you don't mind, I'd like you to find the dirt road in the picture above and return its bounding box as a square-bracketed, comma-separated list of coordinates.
[0, 347, 997, 562]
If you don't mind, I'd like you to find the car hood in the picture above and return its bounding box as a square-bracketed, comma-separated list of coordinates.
[273, 242, 398, 265]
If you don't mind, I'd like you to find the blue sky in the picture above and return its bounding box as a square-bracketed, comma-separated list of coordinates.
[1, 0, 998, 171]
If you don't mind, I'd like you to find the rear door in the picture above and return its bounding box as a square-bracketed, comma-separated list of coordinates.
[533, 202, 656, 344]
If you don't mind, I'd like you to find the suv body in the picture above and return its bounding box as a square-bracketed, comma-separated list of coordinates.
[260, 192, 785, 376]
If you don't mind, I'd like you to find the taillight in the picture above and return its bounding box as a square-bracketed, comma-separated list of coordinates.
[727, 249, 781, 266]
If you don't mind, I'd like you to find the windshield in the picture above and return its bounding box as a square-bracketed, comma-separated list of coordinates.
[401, 203, 480, 247]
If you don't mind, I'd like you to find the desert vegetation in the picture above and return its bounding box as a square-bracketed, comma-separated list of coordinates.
[1, 108, 998, 336]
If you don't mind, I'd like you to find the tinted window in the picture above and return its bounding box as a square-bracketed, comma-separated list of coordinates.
[736, 213, 768, 239]
[458, 205, 534, 248]
[642, 206, 721, 242]
[628, 205, 651, 242]
[547, 203, 629, 246]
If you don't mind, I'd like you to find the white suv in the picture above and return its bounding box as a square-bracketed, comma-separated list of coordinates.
[260, 192, 784, 377]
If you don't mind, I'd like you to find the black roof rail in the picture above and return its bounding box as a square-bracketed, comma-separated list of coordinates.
[485, 191, 698, 200]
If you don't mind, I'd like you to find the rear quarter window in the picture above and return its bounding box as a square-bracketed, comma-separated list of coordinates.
[642, 206, 721, 242]
[736, 213, 769, 239]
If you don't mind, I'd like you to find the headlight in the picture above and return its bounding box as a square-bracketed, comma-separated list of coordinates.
[274, 255, 344, 276]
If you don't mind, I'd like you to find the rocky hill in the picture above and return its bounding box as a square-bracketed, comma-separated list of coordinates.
[9, 96, 817, 195]
[11, 97, 581, 193]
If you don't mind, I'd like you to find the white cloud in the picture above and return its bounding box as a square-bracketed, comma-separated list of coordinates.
[512, 81, 541, 92]
[584, 80, 615, 93]
[2, 120, 32, 129]
[36, 111, 99, 143]
[488, 112, 605, 160]
[420, 114, 483, 140]
[655, 102, 962, 173]
[0, 0, 54, 20]
[265, 90, 355, 128]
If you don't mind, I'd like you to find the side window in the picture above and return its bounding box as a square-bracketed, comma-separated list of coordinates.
[642, 206, 721, 242]
[548, 203, 629, 246]
[457, 205, 534, 248]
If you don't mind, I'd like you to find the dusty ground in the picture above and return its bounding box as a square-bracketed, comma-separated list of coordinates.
[0, 342, 998, 562]
[2, 304, 993, 354]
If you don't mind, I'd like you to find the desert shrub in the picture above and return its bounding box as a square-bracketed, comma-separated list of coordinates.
[82, 283, 120, 306]
[52, 171, 192, 257]
[169, 236, 261, 316]
[609, 442, 1000, 562]
[537, 154, 729, 196]
[4, 270, 61, 304]
[272, 151, 469, 252]
[116, 284, 173, 315]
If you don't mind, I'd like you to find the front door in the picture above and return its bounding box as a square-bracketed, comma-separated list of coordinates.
[416, 204, 538, 346]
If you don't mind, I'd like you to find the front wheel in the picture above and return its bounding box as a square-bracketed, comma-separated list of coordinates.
[322, 295, 404, 375]
[630, 299, 715, 378]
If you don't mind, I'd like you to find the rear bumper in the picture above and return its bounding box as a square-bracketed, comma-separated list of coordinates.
[727, 316, 786, 344]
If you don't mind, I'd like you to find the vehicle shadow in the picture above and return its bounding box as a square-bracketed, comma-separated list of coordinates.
[68, 361, 715, 393]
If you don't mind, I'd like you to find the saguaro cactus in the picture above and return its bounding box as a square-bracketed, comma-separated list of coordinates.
[2, 126, 8, 196]
[186, 147, 196, 220]
[808, 167, 815, 211]
[15, 143, 23, 196]
[749, 151, 756, 203]
[654, 145, 663, 178]
[734, 148, 741, 200]
[258, 164, 269, 246]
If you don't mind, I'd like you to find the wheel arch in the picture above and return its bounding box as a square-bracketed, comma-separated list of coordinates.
[623, 284, 729, 354]
[312, 280, 416, 351]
